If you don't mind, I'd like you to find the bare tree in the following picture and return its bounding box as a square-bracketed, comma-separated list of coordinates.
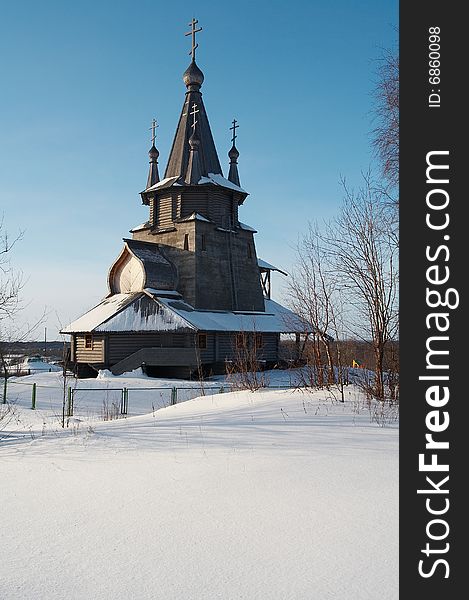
[1, 220, 47, 410]
[323, 174, 398, 400]
[0, 218, 23, 323]
[372, 47, 399, 191]
[328, 296, 349, 403]
[225, 331, 269, 391]
[288, 224, 337, 386]
[1, 219, 24, 402]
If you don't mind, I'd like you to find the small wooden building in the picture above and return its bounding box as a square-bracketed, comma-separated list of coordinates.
[62, 24, 304, 377]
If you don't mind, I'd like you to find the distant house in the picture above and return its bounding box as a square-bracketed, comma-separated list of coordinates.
[61, 22, 305, 378]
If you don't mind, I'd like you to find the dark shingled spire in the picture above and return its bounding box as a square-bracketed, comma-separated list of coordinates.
[145, 119, 160, 189]
[185, 130, 203, 185]
[228, 119, 240, 187]
[228, 145, 240, 187]
[146, 144, 160, 189]
[164, 58, 222, 180]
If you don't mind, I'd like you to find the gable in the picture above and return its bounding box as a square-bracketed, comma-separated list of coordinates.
[113, 252, 145, 293]
[108, 239, 178, 294]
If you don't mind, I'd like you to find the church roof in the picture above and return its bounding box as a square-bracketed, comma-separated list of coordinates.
[238, 222, 257, 233]
[257, 258, 288, 276]
[144, 172, 246, 195]
[108, 239, 178, 294]
[61, 292, 307, 334]
[146, 144, 160, 189]
[61, 293, 141, 333]
[164, 60, 223, 181]
[155, 296, 307, 334]
[174, 212, 211, 223]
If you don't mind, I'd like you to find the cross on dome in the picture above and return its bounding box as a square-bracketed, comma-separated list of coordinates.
[149, 118, 158, 146]
[185, 18, 202, 61]
[230, 119, 238, 145]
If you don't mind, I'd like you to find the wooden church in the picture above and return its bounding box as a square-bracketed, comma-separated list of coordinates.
[62, 20, 304, 378]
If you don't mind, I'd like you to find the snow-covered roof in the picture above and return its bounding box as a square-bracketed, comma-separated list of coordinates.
[238, 222, 257, 233]
[61, 294, 139, 333]
[62, 293, 306, 334]
[97, 295, 191, 332]
[143, 174, 247, 195]
[176, 212, 211, 223]
[198, 173, 247, 194]
[61, 293, 192, 334]
[129, 222, 150, 233]
[257, 258, 288, 276]
[157, 297, 305, 333]
[144, 288, 181, 297]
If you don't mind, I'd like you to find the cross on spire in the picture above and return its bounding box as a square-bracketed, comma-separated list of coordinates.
[190, 103, 199, 132]
[185, 17, 202, 61]
[230, 119, 239, 145]
[149, 118, 158, 146]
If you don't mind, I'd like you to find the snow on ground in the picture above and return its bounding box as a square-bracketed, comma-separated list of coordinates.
[2, 369, 300, 436]
[7, 356, 62, 375]
[0, 372, 398, 600]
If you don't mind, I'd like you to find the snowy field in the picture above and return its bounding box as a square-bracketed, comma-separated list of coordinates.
[0, 371, 398, 599]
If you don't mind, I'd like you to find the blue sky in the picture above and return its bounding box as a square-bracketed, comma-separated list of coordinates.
[0, 0, 397, 339]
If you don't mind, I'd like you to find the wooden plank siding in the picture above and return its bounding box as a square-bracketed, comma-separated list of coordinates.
[157, 195, 174, 228]
[180, 190, 208, 219]
[75, 334, 105, 363]
[197, 333, 216, 363]
[200, 331, 279, 363]
[214, 332, 279, 362]
[74, 331, 279, 370]
[108, 332, 194, 364]
[209, 191, 232, 228]
[106, 332, 278, 366]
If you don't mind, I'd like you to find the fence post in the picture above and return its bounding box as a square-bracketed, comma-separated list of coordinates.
[219, 385, 224, 394]
[171, 387, 178, 406]
[31, 383, 36, 410]
[67, 386, 73, 417]
[2, 377, 7, 404]
[121, 388, 128, 415]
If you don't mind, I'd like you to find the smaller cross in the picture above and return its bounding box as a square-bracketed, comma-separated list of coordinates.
[149, 118, 158, 146]
[190, 103, 199, 132]
[230, 119, 239, 145]
[185, 17, 202, 60]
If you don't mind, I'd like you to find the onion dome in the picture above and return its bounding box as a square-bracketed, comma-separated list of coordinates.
[183, 60, 205, 89]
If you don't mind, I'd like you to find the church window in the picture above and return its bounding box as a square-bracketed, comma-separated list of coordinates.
[236, 333, 246, 349]
[84, 334, 93, 350]
[184, 234, 189, 250]
[201, 234, 206, 251]
[197, 333, 207, 349]
[247, 243, 253, 259]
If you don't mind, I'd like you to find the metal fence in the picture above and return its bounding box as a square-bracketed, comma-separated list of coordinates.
[2, 376, 298, 423]
[2, 378, 241, 420]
